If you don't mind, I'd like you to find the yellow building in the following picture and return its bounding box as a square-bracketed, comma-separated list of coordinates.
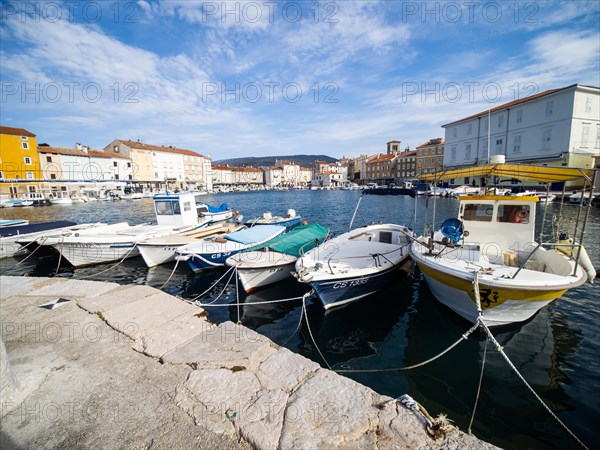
[0, 126, 42, 199]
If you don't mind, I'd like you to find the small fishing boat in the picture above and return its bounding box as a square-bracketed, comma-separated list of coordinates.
[568, 191, 592, 204]
[41, 193, 209, 267]
[225, 223, 330, 293]
[1, 220, 98, 258]
[295, 223, 415, 310]
[245, 209, 302, 228]
[176, 224, 286, 272]
[2, 199, 33, 207]
[411, 162, 596, 326]
[138, 221, 243, 267]
[50, 191, 74, 205]
[196, 202, 233, 222]
[536, 192, 556, 203]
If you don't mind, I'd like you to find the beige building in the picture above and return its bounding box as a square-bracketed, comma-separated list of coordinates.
[416, 138, 444, 176]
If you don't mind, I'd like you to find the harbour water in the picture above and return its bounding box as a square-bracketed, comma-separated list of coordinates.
[1, 190, 598, 449]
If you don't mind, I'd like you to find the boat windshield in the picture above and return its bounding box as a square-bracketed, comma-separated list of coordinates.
[462, 204, 493, 222]
[497, 205, 530, 224]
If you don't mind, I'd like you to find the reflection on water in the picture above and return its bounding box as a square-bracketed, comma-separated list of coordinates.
[1, 191, 599, 449]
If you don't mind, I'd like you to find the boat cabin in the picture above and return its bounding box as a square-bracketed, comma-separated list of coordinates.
[153, 192, 198, 227]
[458, 195, 539, 264]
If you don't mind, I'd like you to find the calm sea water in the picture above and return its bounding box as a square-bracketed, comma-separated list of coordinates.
[1, 190, 599, 449]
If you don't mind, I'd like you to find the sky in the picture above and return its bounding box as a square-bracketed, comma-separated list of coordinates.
[1, 1, 599, 160]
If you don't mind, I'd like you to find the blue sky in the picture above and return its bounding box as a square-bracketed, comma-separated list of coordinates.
[1, 1, 599, 160]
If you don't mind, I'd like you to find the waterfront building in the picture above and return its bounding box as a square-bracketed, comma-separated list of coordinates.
[264, 166, 284, 189]
[104, 139, 212, 191]
[0, 126, 42, 199]
[416, 138, 444, 177]
[38, 145, 133, 182]
[442, 84, 599, 187]
[299, 167, 312, 186]
[396, 150, 417, 184]
[231, 166, 264, 189]
[365, 153, 399, 186]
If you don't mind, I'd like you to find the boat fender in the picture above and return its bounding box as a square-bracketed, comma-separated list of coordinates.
[557, 237, 596, 283]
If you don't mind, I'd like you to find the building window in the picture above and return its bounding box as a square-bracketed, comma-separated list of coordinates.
[24, 156, 32, 164]
[50, 173, 56, 180]
[46, 156, 52, 162]
[465, 143, 472, 160]
[127, 162, 131, 168]
[451, 146, 457, 160]
[545, 101, 553, 117]
[115, 174, 119, 180]
[20, 136, 28, 141]
[495, 138, 503, 154]
[585, 96, 592, 113]
[113, 145, 119, 153]
[542, 128, 552, 150]
[467, 123, 472, 135]
[516, 110, 523, 123]
[113, 161, 118, 167]
[453, 128, 457, 138]
[21, 142, 29, 149]
[581, 124, 590, 147]
[513, 134, 522, 153]
[498, 115, 504, 128]
[0, 171, 3, 179]
[484, 118, 488, 131]
[26, 171, 34, 179]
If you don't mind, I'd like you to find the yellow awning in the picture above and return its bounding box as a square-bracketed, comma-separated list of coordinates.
[420, 164, 595, 183]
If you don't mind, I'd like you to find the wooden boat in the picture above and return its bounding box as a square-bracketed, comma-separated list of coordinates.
[410, 163, 596, 326]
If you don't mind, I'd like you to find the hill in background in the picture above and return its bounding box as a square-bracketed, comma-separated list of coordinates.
[213, 155, 338, 167]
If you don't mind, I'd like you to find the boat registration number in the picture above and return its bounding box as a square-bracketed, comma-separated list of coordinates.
[332, 279, 367, 289]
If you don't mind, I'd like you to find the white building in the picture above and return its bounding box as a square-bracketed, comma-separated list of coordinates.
[264, 167, 284, 188]
[442, 84, 600, 175]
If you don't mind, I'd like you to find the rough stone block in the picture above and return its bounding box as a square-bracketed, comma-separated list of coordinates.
[0, 276, 51, 299]
[256, 347, 320, 392]
[103, 292, 196, 339]
[78, 284, 159, 313]
[237, 388, 289, 450]
[161, 321, 277, 370]
[133, 310, 214, 358]
[279, 369, 380, 449]
[27, 279, 119, 298]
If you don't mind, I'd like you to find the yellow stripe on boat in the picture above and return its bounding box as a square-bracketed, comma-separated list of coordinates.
[417, 262, 567, 309]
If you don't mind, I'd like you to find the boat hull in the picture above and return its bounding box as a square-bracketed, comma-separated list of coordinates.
[51, 242, 140, 268]
[226, 252, 297, 293]
[310, 259, 412, 310]
[138, 243, 182, 267]
[414, 256, 571, 326]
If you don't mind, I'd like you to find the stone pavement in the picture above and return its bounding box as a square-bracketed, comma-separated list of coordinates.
[0, 276, 497, 449]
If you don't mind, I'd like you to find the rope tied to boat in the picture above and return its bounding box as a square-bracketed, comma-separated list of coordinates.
[12, 236, 49, 267]
[158, 257, 181, 290]
[76, 242, 140, 280]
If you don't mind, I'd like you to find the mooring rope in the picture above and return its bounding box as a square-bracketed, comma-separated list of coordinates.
[468, 337, 488, 435]
[335, 322, 479, 373]
[479, 320, 589, 450]
[195, 267, 237, 306]
[158, 257, 181, 290]
[195, 294, 306, 308]
[76, 243, 139, 280]
[12, 236, 48, 267]
[187, 265, 235, 301]
[54, 236, 64, 276]
[302, 292, 332, 370]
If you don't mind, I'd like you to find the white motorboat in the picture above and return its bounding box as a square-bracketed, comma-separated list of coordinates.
[138, 221, 243, 267]
[2, 221, 107, 258]
[536, 192, 556, 203]
[225, 223, 330, 293]
[245, 209, 303, 228]
[196, 201, 233, 222]
[411, 163, 596, 327]
[0, 219, 29, 227]
[295, 223, 415, 310]
[41, 193, 209, 267]
[50, 191, 74, 205]
[568, 191, 592, 204]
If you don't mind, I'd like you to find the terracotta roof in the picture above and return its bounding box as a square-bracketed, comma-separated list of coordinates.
[0, 126, 35, 137]
[368, 153, 397, 163]
[116, 140, 207, 159]
[399, 151, 417, 157]
[212, 165, 231, 170]
[442, 86, 576, 127]
[416, 138, 444, 148]
[231, 167, 263, 173]
[88, 149, 130, 159]
[38, 146, 89, 157]
[264, 167, 283, 171]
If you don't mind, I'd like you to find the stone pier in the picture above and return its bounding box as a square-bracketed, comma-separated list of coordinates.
[0, 276, 496, 449]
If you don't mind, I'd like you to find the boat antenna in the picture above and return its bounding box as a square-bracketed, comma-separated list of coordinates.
[348, 193, 363, 231]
